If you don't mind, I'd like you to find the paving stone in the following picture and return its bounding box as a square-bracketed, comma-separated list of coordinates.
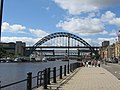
[36, 67, 120, 90]
[59, 67, 120, 90]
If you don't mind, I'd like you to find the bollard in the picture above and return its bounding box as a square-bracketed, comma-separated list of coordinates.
[47, 68, 50, 84]
[53, 67, 56, 83]
[27, 72, 32, 90]
[43, 69, 48, 89]
[64, 65, 66, 76]
[60, 66, 62, 79]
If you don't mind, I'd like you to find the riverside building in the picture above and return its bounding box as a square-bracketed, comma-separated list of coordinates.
[100, 30, 120, 60]
[0, 41, 26, 56]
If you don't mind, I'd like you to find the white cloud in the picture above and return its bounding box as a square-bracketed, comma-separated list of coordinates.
[1, 22, 50, 45]
[29, 28, 49, 37]
[56, 11, 120, 36]
[110, 18, 120, 26]
[98, 37, 116, 45]
[2, 37, 40, 46]
[2, 22, 9, 31]
[1, 36, 116, 46]
[2, 22, 26, 32]
[101, 11, 115, 21]
[84, 37, 116, 46]
[109, 30, 117, 36]
[10, 24, 26, 31]
[101, 11, 120, 26]
[54, 0, 97, 15]
[56, 17, 105, 36]
[53, 0, 120, 15]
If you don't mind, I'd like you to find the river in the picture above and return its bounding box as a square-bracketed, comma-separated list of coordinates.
[0, 60, 78, 90]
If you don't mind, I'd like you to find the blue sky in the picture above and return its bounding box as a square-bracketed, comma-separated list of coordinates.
[1, 0, 120, 46]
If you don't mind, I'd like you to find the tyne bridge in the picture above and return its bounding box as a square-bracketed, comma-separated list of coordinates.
[25, 32, 99, 61]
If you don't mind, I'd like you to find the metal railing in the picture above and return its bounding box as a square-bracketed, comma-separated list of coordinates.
[0, 62, 80, 90]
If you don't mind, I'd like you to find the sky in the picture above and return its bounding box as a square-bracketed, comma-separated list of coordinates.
[1, 0, 120, 46]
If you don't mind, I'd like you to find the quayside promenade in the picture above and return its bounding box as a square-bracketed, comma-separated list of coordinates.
[37, 67, 120, 90]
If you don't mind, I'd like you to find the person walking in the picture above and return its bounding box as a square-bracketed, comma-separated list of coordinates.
[94, 60, 97, 67]
[91, 60, 94, 67]
[88, 60, 91, 67]
[97, 60, 101, 67]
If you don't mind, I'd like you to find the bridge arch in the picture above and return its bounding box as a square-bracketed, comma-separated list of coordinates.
[33, 32, 92, 48]
[26, 32, 99, 59]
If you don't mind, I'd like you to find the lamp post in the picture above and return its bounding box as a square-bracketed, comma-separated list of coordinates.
[0, 0, 3, 42]
[64, 53, 69, 74]
[67, 36, 70, 74]
[67, 54, 69, 74]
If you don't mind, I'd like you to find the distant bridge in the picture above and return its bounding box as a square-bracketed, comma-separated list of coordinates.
[25, 32, 99, 60]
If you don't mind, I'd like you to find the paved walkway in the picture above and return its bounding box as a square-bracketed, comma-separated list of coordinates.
[59, 67, 120, 90]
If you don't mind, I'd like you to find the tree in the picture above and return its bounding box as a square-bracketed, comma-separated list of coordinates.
[0, 48, 6, 58]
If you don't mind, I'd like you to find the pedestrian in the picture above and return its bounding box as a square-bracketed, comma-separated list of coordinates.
[97, 60, 101, 67]
[94, 60, 97, 67]
[91, 60, 94, 67]
[82, 61, 85, 67]
[88, 60, 91, 67]
[86, 61, 88, 67]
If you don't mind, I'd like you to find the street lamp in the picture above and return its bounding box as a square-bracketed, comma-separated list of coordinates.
[67, 55, 69, 74]
[0, 0, 3, 42]
[67, 36, 70, 74]
[65, 53, 69, 74]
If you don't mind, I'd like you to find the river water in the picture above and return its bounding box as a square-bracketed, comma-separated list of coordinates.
[0, 60, 78, 90]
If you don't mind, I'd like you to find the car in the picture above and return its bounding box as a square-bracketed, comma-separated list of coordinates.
[107, 58, 112, 63]
[112, 58, 118, 63]
[42, 57, 47, 62]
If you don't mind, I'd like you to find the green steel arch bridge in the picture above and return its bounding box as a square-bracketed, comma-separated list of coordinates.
[25, 32, 99, 60]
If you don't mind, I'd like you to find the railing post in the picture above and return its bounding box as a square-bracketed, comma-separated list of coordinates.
[60, 66, 62, 79]
[73, 63, 75, 71]
[47, 68, 50, 84]
[27, 72, 32, 90]
[43, 68, 47, 89]
[70, 63, 71, 72]
[37, 72, 39, 88]
[71, 63, 73, 72]
[0, 81, 1, 90]
[78, 62, 80, 67]
[53, 67, 56, 83]
[40, 71, 43, 86]
[64, 65, 66, 76]
[74, 63, 76, 70]
[67, 63, 69, 74]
